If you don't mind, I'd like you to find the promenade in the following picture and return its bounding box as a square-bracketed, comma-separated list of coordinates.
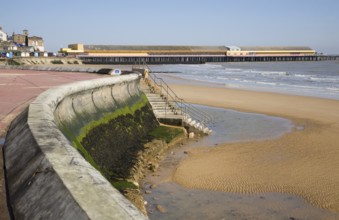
[0, 68, 104, 219]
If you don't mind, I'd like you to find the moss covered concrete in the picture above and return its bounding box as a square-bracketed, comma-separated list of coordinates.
[4, 74, 149, 219]
[71, 97, 158, 180]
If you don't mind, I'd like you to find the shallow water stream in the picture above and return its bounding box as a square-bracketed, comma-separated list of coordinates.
[142, 105, 338, 220]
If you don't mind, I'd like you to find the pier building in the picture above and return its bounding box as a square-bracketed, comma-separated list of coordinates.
[227, 46, 316, 57]
[60, 44, 228, 64]
[60, 44, 337, 64]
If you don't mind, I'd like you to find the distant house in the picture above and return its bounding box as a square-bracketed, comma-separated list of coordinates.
[10, 30, 45, 51]
[12, 32, 27, 46]
[0, 27, 7, 42]
[28, 36, 45, 52]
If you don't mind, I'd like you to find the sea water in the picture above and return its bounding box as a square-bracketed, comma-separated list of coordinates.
[150, 61, 339, 100]
[142, 61, 339, 219]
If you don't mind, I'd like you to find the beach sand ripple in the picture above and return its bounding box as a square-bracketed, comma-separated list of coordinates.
[170, 84, 339, 212]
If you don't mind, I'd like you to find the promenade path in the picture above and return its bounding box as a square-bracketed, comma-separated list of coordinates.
[0, 68, 105, 220]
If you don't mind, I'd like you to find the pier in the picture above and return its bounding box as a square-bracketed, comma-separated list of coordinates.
[79, 55, 339, 64]
[226, 55, 339, 62]
[59, 44, 339, 64]
[79, 55, 339, 65]
[80, 55, 227, 64]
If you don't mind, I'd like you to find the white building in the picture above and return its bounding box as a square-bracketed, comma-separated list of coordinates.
[28, 36, 45, 52]
[0, 27, 7, 42]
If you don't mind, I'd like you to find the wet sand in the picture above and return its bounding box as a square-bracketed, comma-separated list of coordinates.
[169, 83, 339, 212]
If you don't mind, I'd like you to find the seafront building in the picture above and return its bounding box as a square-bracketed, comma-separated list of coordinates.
[0, 28, 46, 58]
[0, 27, 7, 42]
[59, 43, 321, 64]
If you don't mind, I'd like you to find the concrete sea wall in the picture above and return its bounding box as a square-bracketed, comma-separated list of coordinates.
[3, 74, 151, 219]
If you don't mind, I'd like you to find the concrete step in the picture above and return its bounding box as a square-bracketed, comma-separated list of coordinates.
[144, 93, 161, 97]
[149, 102, 178, 107]
[142, 80, 212, 135]
[147, 98, 166, 102]
[154, 114, 184, 119]
[151, 105, 182, 112]
[149, 100, 168, 104]
[150, 105, 169, 109]
[153, 110, 182, 115]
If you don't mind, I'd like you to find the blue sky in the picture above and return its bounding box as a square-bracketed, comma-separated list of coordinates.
[1, 0, 338, 54]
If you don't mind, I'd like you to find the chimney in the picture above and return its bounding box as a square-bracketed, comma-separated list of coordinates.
[23, 30, 29, 46]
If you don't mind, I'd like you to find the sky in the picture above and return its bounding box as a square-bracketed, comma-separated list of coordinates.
[1, 0, 339, 54]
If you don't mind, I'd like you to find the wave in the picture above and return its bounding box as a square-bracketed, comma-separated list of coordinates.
[309, 77, 339, 83]
[255, 81, 278, 86]
[294, 74, 310, 78]
[204, 64, 223, 68]
[156, 64, 339, 100]
[326, 87, 339, 91]
[224, 68, 243, 71]
[260, 71, 289, 76]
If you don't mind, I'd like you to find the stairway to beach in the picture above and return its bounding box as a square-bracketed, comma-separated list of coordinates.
[140, 76, 212, 135]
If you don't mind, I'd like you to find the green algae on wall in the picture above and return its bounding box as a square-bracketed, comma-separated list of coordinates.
[59, 93, 159, 181]
[76, 94, 150, 145]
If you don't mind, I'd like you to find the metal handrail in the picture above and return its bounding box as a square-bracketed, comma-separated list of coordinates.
[140, 61, 213, 130]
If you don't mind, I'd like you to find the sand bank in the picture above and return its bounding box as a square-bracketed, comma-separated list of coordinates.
[170, 84, 339, 212]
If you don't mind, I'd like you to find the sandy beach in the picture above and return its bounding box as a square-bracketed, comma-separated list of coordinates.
[169, 84, 339, 212]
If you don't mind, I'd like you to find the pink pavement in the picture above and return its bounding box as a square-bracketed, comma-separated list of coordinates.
[0, 69, 106, 137]
[0, 68, 106, 220]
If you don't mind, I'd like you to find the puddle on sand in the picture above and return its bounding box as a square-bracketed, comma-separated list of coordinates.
[0, 138, 5, 145]
[188, 104, 294, 147]
[142, 105, 339, 220]
[143, 182, 338, 220]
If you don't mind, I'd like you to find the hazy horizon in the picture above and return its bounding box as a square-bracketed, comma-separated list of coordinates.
[1, 0, 339, 54]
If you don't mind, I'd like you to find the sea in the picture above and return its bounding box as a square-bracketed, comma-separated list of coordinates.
[142, 61, 339, 219]
[150, 61, 339, 100]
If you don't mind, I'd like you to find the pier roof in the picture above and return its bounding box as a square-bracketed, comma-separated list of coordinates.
[83, 45, 227, 52]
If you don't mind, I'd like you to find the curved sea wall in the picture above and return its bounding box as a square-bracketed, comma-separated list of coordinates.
[4, 74, 155, 219]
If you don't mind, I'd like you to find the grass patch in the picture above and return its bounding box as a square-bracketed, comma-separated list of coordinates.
[149, 126, 184, 143]
[111, 180, 138, 192]
[51, 60, 63, 64]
